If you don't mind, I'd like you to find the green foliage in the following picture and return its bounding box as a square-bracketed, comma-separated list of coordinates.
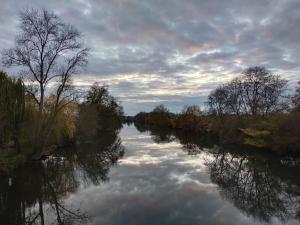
[0, 80, 126, 172]
[0, 71, 25, 147]
[47, 103, 78, 147]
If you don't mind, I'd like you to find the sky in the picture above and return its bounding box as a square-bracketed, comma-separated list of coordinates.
[0, 0, 300, 115]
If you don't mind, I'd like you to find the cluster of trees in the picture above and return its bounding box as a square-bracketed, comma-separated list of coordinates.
[77, 83, 124, 143]
[0, 9, 124, 172]
[135, 105, 174, 127]
[134, 105, 207, 133]
[134, 67, 300, 153]
[0, 74, 124, 171]
[207, 67, 300, 151]
[207, 67, 288, 116]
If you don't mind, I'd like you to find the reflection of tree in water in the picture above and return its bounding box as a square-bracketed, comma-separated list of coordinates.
[134, 122, 300, 222]
[0, 161, 87, 225]
[133, 122, 148, 133]
[0, 129, 124, 225]
[134, 122, 215, 154]
[175, 131, 207, 155]
[134, 123, 175, 144]
[75, 130, 124, 185]
[207, 151, 300, 222]
[150, 128, 175, 144]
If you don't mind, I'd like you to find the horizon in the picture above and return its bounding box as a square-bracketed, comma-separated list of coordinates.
[1, 0, 300, 115]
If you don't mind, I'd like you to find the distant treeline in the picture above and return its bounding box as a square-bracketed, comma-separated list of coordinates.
[134, 66, 300, 153]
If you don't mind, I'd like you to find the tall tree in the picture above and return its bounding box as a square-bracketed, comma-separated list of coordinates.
[2, 9, 88, 152]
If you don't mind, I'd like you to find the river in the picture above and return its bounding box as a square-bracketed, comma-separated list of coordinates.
[0, 124, 299, 225]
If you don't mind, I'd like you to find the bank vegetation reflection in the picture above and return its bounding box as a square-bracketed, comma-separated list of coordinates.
[135, 123, 300, 223]
[0, 129, 124, 225]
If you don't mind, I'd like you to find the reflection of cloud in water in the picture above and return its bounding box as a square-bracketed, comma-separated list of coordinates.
[42, 125, 299, 225]
[119, 141, 184, 166]
[170, 172, 217, 188]
[122, 134, 150, 141]
[119, 154, 166, 165]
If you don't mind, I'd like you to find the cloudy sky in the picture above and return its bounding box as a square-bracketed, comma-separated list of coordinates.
[0, 0, 300, 115]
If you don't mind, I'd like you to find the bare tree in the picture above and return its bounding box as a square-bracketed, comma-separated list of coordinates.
[207, 86, 228, 117]
[153, 104, 170, 114]
[242, 67, 269, 115]
[207, 67, 287, 117]
[224, 78, 245, 116]
[181, 105, 202, 116]
[2, 9, 88, 152]
[242, 66, 287, 116]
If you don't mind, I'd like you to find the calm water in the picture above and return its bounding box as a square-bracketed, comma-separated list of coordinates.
[0, 124, 299, 225]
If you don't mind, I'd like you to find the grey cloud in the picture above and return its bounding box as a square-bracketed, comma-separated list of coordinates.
[0, 0, 299, 114]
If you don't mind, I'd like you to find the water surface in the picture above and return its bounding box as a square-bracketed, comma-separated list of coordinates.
[0, 124, 299, 225]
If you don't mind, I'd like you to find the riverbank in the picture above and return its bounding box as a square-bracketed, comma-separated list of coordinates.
[0, 82, 125, 175]
[133, 111, 300, 154]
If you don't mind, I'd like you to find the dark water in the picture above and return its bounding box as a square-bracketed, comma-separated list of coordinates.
[0, 124, 299, 225]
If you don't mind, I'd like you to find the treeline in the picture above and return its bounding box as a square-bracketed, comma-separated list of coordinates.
[135, 104, 208, 133]
[134, 66, 300, 153]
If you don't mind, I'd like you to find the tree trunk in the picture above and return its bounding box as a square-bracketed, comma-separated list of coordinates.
[34, 83, 45, 156]
[38, 196, 45, 225]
